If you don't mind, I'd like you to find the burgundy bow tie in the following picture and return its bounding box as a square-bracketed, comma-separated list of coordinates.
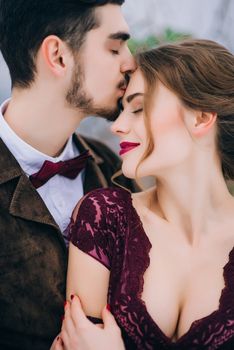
[29, 150, 92, 189]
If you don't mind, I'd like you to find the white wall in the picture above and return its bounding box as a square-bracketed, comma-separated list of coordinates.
[123, 0, 228, 43]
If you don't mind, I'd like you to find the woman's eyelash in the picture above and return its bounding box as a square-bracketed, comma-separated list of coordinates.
[133, 108, 143, 114]
[111, 50, 119, 55]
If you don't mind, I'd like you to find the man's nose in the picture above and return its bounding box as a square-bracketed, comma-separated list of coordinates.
[121, 53, 137, 75]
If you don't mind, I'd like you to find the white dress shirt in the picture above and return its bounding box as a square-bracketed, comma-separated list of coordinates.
[0, 99, 84, 244]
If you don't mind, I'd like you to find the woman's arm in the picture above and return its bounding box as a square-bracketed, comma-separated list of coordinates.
[50, 252, 120, 350]
[60, 189, 125, 349]
[66, 241, 110, 319]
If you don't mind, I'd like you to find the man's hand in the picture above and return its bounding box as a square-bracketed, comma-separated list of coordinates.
[61, 295, 125, 350]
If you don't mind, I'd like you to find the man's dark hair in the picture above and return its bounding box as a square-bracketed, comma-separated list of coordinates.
[0, 0, 124, 88]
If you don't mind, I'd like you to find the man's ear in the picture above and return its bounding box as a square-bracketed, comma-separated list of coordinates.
[40, 35, 73, 77]
[191, 111, 217, 137]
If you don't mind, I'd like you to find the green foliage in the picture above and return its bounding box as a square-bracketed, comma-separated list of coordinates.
[162, 27, 191, 42]
[128, 27, 191, 54]
[128, 35, 159, 53]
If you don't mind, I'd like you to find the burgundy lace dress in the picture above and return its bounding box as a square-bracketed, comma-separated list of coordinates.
[67, 187, 234, 349]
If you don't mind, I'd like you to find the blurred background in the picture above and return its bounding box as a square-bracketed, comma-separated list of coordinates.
[0, 0, 233, 191]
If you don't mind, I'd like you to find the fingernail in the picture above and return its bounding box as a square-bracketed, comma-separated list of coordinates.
[106, 304, 111, 311]
[70, 294, 74, 300]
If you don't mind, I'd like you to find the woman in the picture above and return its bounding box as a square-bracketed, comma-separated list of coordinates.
[59, 39, 234, 349]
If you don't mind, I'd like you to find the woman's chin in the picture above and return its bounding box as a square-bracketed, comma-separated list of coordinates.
[121, 167, 137, 180]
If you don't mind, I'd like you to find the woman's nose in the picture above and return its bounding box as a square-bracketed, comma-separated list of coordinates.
[110, 118, 121, 135]
[111, 113, 129, 136]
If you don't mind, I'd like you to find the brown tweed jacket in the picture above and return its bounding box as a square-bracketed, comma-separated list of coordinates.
[0, 134, 138, 350]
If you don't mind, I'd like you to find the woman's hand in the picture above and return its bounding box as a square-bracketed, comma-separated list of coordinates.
[61, 295, 125, 350]
[50, 334, 64, 350]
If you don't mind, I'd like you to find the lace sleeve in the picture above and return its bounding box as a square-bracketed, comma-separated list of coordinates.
[67, 189, 120, 270]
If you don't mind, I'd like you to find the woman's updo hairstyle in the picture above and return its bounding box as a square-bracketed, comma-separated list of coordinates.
[136, 39, 234, 180]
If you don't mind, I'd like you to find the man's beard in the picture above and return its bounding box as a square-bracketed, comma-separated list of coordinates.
[66, 61, 123, 121]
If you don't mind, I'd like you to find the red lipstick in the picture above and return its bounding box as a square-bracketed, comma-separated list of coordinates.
[119, 142, 140, 156]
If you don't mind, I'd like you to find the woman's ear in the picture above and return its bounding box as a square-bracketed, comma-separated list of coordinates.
[40, 35, 73, 77]
[190, 111, 217, 137]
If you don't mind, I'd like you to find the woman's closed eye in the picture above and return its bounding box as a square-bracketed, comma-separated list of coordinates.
[132, 108, 143, 114]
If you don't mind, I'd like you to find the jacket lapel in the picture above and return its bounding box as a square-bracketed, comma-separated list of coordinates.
[73, 134, 108, 193]
[0, 134, 108, 227]
[9, 174, 59, 229]
[0, 139, 59, 230]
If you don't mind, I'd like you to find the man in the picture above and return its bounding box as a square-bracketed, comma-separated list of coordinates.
[0, 1, 137, 349]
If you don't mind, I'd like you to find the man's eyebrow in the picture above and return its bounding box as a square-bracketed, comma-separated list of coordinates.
[108, 31, 130, 41]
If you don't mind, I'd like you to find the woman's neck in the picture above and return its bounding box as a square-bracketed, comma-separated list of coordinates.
[153, 156, 233, 245]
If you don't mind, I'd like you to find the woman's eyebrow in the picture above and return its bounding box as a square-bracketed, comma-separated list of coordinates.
[121, 93, 144, 110]
[125, 93, 144, 104]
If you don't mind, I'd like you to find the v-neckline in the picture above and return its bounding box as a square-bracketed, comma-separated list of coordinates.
[127, 191, 234, 345]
